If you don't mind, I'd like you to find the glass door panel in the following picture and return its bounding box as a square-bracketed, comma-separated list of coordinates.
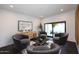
[53, 23, 65, 33]
[45, 24, 52, 36]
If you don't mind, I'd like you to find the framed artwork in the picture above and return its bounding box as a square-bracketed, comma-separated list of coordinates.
[18, 20, 33, 32]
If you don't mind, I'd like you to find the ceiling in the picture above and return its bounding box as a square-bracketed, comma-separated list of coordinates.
[0, 4, 77, 18]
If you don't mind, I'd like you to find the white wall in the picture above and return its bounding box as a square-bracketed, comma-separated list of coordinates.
[0, 9, 76, 47]
[0, 9, 40, 47]
[42, 10, 76, 42]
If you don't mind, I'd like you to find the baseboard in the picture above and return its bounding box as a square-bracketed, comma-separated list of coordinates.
[0, 43, 14, 48]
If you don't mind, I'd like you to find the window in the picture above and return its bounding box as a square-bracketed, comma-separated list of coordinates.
[53, 22, 65, 33]
[45, 24, 52, 36]
[44, 21, 66, 36]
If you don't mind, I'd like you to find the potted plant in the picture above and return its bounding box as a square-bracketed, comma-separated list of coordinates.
[38, 23, 43, 31]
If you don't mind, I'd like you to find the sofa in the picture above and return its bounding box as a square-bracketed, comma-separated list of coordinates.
[26, 43, 60, 54]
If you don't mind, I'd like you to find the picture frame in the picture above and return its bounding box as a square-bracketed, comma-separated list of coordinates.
[18, 20, 33, 32]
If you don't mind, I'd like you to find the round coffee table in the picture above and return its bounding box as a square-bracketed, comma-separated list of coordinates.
[22, 43, 60, 54]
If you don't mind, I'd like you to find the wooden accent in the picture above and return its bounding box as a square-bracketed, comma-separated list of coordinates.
[75, 5, 79, 45]
[17, 31, 37, 39]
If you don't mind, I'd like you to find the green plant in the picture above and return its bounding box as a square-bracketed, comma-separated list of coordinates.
[38, 23, 43, 31]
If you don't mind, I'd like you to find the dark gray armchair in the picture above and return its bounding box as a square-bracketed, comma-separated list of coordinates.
[39, 31, 47, 39]
[53, 33, 69, 45]
[33, 31, 47, 46]
[12, 34, 30, 52]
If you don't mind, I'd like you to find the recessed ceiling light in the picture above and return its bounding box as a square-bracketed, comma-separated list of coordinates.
[9, 5, 14, 8]
[39, 16, 44, 19]
[60, 9, 63, 12]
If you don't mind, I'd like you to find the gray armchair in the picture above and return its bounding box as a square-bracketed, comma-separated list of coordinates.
[12, 34, 30, 52]
[53, 33, 69, 45]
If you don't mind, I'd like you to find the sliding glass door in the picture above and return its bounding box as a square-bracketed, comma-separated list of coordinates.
[53, 23, 65, 33]
[45, 24, 52, 36]
[44, 21, 66, 37]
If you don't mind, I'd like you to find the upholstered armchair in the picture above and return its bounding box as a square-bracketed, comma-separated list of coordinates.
[12, 34, 30, 52]
[34, 31, 47, 45]
[53, 33, 69, 45]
